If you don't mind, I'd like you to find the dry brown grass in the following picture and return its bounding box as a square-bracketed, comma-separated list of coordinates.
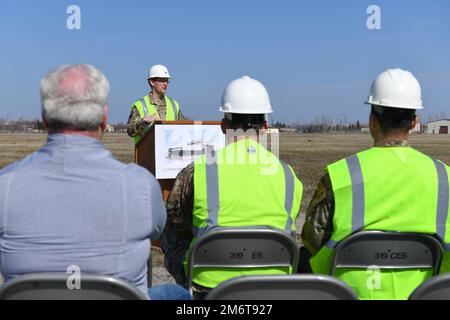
[0, 133, 135, 169]
[1, 132, 449, 232]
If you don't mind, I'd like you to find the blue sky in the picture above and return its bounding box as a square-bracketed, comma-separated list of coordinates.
[0, 0, 449, 124]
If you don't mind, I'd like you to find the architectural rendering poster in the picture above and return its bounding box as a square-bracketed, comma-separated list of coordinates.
[154, 124, 225, 179]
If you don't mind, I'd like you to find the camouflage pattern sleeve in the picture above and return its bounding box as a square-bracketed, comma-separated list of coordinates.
[126, 105, 147, 137]
[301, 172, 334, 256]
[161, 162, 195, 287]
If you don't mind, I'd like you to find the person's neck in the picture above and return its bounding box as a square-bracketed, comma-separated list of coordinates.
[151, 90, 164, 101]
[373, 132, 408, 145]
[225, 132, 261, 145]
[50, 129, 103, 140]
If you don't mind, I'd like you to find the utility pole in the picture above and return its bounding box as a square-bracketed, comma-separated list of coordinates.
[5, 113, 9, 134]
[340, 113, 347, 132]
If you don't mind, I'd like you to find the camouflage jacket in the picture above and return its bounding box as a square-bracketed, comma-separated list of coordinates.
[126, 93, 185, 138]
[301, 139, 410, 256]
[161, 162, 195, 288]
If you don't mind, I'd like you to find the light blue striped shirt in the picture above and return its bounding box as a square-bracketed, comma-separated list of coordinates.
[0, 134, 166, 298]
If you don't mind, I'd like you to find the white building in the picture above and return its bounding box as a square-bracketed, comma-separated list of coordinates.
[409, 121, 421, 133]
[105, 124, 115, 133]
[360, 127, 370, 133]
[279, 128, 296, 133]
[427, 119, 450, 134]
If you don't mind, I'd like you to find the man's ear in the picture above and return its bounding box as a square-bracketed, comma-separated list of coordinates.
[369, 111, 377, 130]
[221, 117, 231, 134]
[263, 121, 269, 130]
[101, 105, 108, 131]
[410, 115, 418, 130]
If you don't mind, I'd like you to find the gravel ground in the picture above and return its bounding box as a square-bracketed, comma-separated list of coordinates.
[151, 248, 176, 286]
[152, 267, 176, 286]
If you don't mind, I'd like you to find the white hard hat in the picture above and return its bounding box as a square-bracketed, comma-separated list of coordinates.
[219, 76, 273, 114]
[365, 68, 423, 109]
[148, 64, 171, 79]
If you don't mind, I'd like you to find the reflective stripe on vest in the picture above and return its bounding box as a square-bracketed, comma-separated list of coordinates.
[281, 161, 295, 232]
[325, 154, 365, 249]
[140, 97, 149, 117]
[132, 96, 156, 144]
[435, 160, 450, 249]
[193, 155, 296, 238]
[166, 96, 179, 120]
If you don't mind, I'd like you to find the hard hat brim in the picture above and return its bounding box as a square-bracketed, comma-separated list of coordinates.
[219, 107, 273, 114]
[364, 101, 423, 110]
[148, 76, 173, 80]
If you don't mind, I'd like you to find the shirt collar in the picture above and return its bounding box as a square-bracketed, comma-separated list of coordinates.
[374, 139, 409, 147]
[148, 92, 166, 105]
[46, 133, 104, 148]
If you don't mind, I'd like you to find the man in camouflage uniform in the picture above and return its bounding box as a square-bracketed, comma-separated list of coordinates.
[162, 76, 303, 299]
[301, 68, 450, 300]
[301, 69, 424, 263]
[127, 65, 184, 143]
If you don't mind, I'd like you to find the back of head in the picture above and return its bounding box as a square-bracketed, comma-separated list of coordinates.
[40, 64, 110, 132]
[365, 68, 422, 135]
[220, 76, 273, 131]
[371, 105, 416, 134]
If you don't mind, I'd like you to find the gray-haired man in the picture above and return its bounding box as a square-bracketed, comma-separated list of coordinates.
[0, 64, 190, 300]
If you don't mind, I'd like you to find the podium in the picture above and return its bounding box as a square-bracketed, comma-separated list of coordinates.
[134, 120, 223, 287]
[134, 120, 222, 200]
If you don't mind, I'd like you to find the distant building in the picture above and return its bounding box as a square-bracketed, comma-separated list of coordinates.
[409, 121, 421, 133]
[267, 128, 279, 134]
[360, 127, 370, 133]
[105, 124, 115, 133]
[427, 119, 450, 134]
[279, 128, 296, 133]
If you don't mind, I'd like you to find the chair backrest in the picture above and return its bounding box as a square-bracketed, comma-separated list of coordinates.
[330, 231, 443, 275]
[205, 274, 358, 300]
[409, 273, 450, 300]
[0, 273, 147, 300]
[186, 227, 299, 295]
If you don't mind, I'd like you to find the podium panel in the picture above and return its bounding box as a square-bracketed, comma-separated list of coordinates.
[135, 121, 223, 200]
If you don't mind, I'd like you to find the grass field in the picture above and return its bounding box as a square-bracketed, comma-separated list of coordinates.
[1, 132, 449, 231]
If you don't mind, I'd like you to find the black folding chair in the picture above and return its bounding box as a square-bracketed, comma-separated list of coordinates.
[205, 274, 358, 300]
[186, 227, 299, 296]
[330, 231, 443, 276]
[0, 273, 146, 300]
[409, 273, 450, 300]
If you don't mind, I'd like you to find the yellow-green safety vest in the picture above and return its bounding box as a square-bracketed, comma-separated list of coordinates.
[310, 147, 450, 300]
[187, 138, 303, 288]
[132, 95, 180, 144]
